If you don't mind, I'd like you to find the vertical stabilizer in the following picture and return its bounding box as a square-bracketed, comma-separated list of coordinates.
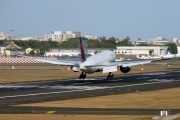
[80, 37, 86, 62]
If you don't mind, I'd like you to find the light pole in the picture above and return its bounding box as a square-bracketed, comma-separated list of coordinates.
[11, 30, 14, 40]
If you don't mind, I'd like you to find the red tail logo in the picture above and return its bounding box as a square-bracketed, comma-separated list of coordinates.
[80, 37, 86, 62]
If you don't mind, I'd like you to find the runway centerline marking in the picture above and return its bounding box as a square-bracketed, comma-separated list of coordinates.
[0, 80, 176, 99]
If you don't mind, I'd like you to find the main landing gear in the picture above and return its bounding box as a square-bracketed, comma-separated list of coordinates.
[79, 72, 86, 79]
[107, 72, 114, 80]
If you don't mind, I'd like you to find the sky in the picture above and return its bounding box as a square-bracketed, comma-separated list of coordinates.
[1, 0, 180, 41]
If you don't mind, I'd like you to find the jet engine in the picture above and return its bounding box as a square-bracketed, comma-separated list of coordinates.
[71, 66, 81, 72]
[120, 66, 131, 73]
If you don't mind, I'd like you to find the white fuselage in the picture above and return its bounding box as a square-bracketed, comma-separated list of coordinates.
[80, 50, 116, 73]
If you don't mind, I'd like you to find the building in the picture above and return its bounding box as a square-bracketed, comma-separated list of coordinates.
[0, 32, 6, 40]
[45, 31, 81, 41]
[177, 46, 180, 53]
[0, 41, 23, 56]
[146, 37, 169, 45]
[115, 46, 170, 56]
[25, 47, 33, 54]
[155, 40, 169, 45]
[83, 35, 95, 40]
[134, 40, 147, 45]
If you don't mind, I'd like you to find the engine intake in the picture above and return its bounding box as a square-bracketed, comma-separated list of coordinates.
[120, 66, 131, 73]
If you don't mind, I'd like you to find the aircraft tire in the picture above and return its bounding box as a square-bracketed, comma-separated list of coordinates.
[110, 74, 114, 80]
[83, 74, 86, 79]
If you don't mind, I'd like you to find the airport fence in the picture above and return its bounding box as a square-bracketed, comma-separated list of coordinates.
[0, 57, 57, 64]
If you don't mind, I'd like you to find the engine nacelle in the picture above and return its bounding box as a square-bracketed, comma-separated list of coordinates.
[71, 66, 81, 72]
[120, 66, 131, 73]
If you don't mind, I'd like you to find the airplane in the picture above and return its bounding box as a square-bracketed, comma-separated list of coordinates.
[136, 55, 149, 59]
[160, 53, 176, 59]
[136, 55, 162, 59]
[21, 37, 168, 80]
[175, 53, 180, 58]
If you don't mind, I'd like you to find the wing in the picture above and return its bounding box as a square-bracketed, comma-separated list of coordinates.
[35, 58, 81, 66]
[83, 58, 169, 74]
[19, 55, 81, 66]
[107, 58, 170, 67]
[84, 60, 153, 68]
[107, 60, 152, 67]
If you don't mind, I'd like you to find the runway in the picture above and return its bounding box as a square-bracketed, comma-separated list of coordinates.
[0, 70, 180, 115]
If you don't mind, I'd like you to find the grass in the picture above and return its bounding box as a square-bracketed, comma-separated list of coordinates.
[19, 87, 180, 109]
[0, 115, 153, 120]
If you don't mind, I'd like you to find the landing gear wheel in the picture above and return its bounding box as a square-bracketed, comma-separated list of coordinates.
[107, 72, 113, 80]
[82, 74, 86, 79]
[110, 74, 114, 80]
[79, 72, 86, 79]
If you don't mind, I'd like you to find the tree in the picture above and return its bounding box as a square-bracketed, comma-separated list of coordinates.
[88, 39, 108, 48]
[99, 36, 107, 41]
[40, 49, 45, 55]
[29, 50, 35, 55]
[27, 40, 39, 48]
[103, 37, 116, 45]
[116, 36, 133, 46]
[166, 43, 178, 54]
[59, 38, 80, 48]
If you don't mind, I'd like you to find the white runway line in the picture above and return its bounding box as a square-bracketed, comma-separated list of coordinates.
[142, 72, 166, 75]
[147, 79, 176, 82]
[71, 82, 92, 85]
[0, 89, 84, 99]
[108, 79, 123, 82]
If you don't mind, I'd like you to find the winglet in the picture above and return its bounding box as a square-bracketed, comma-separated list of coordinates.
[80, 37, 86, 62]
